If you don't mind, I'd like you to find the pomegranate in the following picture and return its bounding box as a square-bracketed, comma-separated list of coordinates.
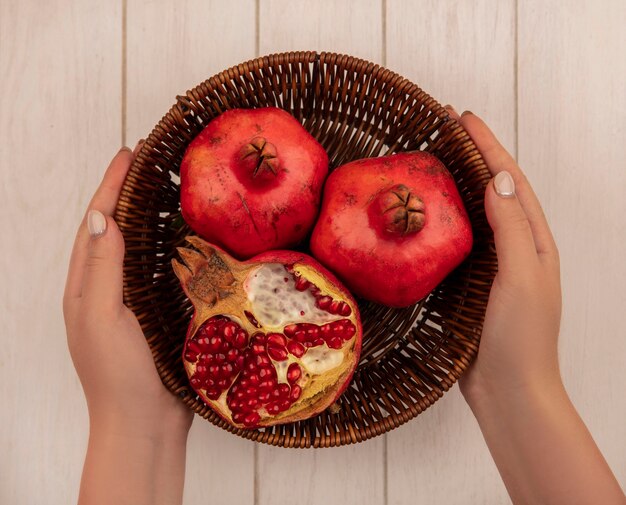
[172, 235, 362, 428]
[310, 151, 473, 308]
[180, 107, 328, 259]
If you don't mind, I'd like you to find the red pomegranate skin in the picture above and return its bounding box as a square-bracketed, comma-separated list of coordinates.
[180, 107, 328, 259]
[310, 152, 473, 308]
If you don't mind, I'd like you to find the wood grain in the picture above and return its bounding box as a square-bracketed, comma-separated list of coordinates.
[125, 1, 257, 503]
[259, 0, 383, 63]
[385, 1, 515, 503]
[256, 2, 385, 505]
[0, 0, 122, 503]
[386, 0, 517, 155]
[518, 0, 626, 485]
[1, 0, 625, 503]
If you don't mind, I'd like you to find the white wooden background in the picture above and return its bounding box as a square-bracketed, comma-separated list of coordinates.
[1, 0, 625, 503]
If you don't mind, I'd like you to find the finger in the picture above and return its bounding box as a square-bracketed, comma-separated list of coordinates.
[460, 112, 558, 258]
[484, 171, 539, 273]
[82, 211, 125, 307]
[64, 146, 134, 301]
[444, 104, 462, 122]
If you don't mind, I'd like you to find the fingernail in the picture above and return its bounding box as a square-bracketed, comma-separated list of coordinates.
[120, 146, 132, 153]
[494, 171, 516, 198]
[461, 110, 473, 117]
[133, 139, 145, 156]
[87, 210, 107, 237]
[444, 104, 456, 113]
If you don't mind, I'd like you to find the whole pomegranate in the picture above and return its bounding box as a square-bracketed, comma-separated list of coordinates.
[310, 152, 473, 308]
[172, 236, 362, 428]
[180, 107, 328, 259]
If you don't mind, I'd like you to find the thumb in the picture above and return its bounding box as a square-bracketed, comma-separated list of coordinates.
[485, 171, 538, 273]
[82, 209, 125, 307]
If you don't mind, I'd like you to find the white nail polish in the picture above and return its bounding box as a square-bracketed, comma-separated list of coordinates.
[494, 171, 515, 198]
[87, 210, 107, 237]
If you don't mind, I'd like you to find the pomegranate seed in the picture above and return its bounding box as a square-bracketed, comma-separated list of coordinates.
[209, 336, 222, 351]
[232, 412, 245, 423]
[195, 363, 209, 375]
[243, 413, 260, 427]
[189, 375, 203, 388]
[252, 333, 266, 344]
[339, 302, 352, 316]
[320, 324, 332, 338]
[235, 356, 245, 370]
[220, 363, 234, 377]
[290, 385, 302, 401]
[267, 345, 288, 361]
[312, 338, 325, 347]
[223, 322, 237, 341]
[278, 399, 291, 412]
[208, 364, 220, 376]
[195, 336, 211, 349]
[283, 324, 298, 337]
[248, 374, 260, 385]
[310, 286, 321, 296]
[226, 349, 239, 362]
[234, 330, 248, 349]
[306, 325, 319, 337]
[256, 354, 271, 366]
[244, 310, 260, 328]
[247, 361, 257, 372]
[206, 386, 221, 398]
[293, 330, 307, 342]
[341, 321, 356, 340]
[277, 384, 290, 398]
[217, 378, 229, 389]
[267, 333, 287, 347]
[252, 343, 265, 354]
[329, 300, 341, 314]
[214, 353, 226, 364]
[287, 340, 305, 358]
[267, 402, 281, 414]
[246, 398, 259, 409]
[294, 276, 310, 291]
[287, 363, 301, 383]
[327, 336, 342, 349]
[258, 391, 271, 402]
[184, 349, 198, 362]
[235, 390, 245, 400]
[259, 379, 276, 390]
[245, 387, 257, 397]
[187, 341, 202, 354]
[258, 367, 273, 379]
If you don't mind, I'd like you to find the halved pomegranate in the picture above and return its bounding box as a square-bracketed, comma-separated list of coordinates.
[172, 236, 362, 429]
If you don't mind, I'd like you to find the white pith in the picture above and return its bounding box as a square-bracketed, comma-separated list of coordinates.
[200, 263, 356, 423]
[245, 264, 343, 328]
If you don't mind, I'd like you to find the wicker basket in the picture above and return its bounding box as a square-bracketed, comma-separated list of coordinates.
[114, 51, 496, 448]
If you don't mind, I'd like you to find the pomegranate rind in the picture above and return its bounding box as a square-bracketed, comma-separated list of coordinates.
[173, 236, 362, 429]
[310, 151, 473, 308]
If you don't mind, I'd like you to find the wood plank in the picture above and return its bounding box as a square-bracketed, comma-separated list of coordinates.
[125, 1, 257, 503]
[257, 2, 385, 505]
[259, 0, 383, 63]
[386, 0, 517, 154]
[385, 1, 515, 503]
[126, 0, 257, 144]
[0, 1, 122, 503]
[518, 0, 626, 486]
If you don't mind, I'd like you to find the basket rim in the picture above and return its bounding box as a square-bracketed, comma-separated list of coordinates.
[115, 50, 494, 448]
